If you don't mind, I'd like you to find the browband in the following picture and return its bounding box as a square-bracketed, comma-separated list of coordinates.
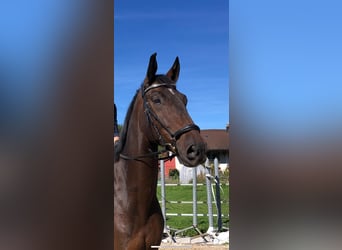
[142, 83, 176, 96]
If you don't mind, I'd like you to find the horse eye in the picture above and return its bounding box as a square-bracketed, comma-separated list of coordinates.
[152, 98, 161, 104]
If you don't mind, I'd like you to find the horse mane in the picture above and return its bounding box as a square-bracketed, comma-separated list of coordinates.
[114, 76, 175, 162]
[114, 89, 139, 162]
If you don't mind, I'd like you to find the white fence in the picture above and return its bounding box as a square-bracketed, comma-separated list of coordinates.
[159, 158, 228, 240]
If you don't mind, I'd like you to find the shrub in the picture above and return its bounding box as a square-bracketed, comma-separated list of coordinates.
[169, 169, 179, 180]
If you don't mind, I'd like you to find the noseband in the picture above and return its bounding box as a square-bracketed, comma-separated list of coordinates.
[119, 83, 200, 161]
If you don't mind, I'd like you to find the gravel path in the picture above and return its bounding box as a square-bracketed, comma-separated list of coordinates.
[154, 232, 229, 250]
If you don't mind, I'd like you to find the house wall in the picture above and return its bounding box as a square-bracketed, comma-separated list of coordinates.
[175, 150, 229, 183]
[164, 158, 176, 177]
[175, 157, 206, 184]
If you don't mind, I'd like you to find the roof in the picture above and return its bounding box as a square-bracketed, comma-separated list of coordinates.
[201, 129, 229, 151]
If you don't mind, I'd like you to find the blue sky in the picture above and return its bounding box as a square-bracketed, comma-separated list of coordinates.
[114, 0, 229, 130]
[4, 0, 341, 139]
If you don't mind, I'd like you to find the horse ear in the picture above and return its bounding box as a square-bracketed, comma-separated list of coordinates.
[145, 53, 158, 84]
[166, 57, 180, 82]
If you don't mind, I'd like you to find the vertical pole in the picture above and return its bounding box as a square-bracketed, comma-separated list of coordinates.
[192, 166, 197, 227]
[214, 157, 222, 231]
[160, 160, 167, 231]
[205, 158, 214, 233]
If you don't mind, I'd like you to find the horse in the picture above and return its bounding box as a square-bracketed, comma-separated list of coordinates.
[114, 53, 207, 250]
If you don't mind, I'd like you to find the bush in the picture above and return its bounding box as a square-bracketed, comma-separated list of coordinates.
[188, 172, 207, 184]
[169, 169, 179, 180]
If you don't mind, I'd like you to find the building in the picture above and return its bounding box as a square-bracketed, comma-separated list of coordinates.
[200, 128, 229, 172]
[174, 127, 230, 183]
[164, 157, 176, 177]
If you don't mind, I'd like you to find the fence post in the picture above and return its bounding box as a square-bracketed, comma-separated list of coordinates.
[205, 158, 214, 233]
[160, 160, 167, 232]
[192, 166, 197, 227]
[214, 157, 222, 231]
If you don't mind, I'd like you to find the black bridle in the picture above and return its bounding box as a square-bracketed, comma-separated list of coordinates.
[119, 82, 200, 161]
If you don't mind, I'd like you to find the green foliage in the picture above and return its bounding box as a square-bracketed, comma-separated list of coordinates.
[188, 172, 207, 184]
[169, 169, 179, 180]
[220, 167, 229, 184]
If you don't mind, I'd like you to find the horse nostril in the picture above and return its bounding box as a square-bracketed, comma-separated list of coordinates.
[186, 145, 200, 160]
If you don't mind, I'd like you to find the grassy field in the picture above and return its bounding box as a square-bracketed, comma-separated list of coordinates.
[156, 183, 229, 236]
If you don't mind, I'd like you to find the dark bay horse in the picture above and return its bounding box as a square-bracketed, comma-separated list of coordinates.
[114, 53, 207, 250]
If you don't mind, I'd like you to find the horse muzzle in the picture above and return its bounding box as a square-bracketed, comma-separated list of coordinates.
[176, 134, 207, 167]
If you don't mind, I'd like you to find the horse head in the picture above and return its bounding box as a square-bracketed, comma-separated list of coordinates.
[141, 53, 207, 167]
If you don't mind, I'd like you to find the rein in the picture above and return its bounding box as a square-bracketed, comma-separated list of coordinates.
[118, 82, 200, 161]
[119, 147, 177, 161]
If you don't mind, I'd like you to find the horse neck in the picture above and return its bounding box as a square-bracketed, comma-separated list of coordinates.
[114, 104, 158, 204]
[119, 102, 159, 186]
[122, 102, 157, 157]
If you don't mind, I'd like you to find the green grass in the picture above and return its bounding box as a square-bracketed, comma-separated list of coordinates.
[156, 184, 229, 236]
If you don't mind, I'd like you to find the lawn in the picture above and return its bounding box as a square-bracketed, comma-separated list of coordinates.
[156, 184, 229, 236]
